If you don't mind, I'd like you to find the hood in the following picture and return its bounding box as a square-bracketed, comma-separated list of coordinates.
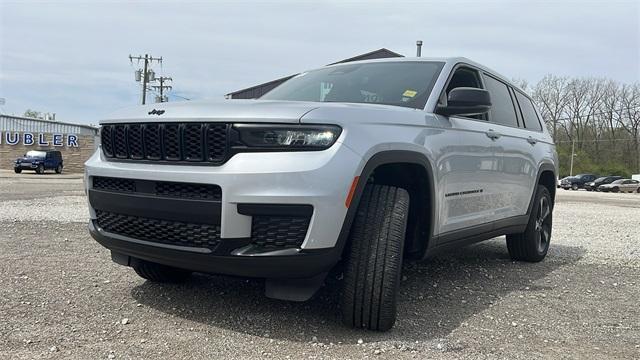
[100, 99, 322, 124]
[100, 99, 419, 126]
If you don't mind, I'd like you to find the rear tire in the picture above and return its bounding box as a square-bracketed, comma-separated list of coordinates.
[506, 185, 552, 262]
[132, 260, 192, 283]
[55, 164, 63, 174]
[341, 184, 409, 332]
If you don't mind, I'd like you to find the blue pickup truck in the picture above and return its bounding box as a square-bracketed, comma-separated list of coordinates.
[14, 150, 64, 174]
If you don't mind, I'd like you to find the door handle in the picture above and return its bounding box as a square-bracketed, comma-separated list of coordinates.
[527, 136, 537, 145]
[485, 129, 501, 140]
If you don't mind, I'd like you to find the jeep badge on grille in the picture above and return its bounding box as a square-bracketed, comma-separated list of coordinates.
[148, 109, 165, 116]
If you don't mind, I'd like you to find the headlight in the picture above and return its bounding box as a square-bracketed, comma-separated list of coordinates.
[233, 124, 341, 150]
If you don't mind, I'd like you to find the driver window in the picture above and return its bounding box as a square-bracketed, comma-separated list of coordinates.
[443, 67, 486, 120]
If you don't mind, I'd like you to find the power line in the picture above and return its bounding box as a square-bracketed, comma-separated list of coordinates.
[555, 138, 638, 143]
[151, 77, 172, 103]
[550, 105, 640, 122]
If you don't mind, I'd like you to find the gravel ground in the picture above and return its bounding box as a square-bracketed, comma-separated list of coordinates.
[1, 176, 639, 359]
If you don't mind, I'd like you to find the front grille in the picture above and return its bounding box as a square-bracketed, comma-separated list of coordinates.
[251, 215, 310, 249]
[155, 181, 221, 200]
[92, 176, 221, 201]
[93, 177, 135, 192]
[96, 210, 221, 250]
[100, 123, 229, 165]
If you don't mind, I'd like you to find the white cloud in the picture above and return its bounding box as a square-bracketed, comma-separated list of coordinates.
[1, 0, 638, 124]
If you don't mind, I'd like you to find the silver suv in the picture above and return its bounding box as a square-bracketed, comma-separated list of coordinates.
[86, 57, 558, 331]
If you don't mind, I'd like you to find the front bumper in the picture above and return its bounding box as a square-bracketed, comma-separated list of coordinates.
[15, 163, 37, 169]
[84, 142, 362, 278]
[89, 220, 341, 278]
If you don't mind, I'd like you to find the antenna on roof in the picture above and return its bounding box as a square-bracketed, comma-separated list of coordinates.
[416, 40, 423, 57]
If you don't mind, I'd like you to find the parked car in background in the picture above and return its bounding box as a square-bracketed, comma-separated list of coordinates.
[584, 176, 623, 191]
[599, 179, 640, 193]
[557, 176, 570, 188]
[560, 174, 598, 190]
[14, 150, 64, 174]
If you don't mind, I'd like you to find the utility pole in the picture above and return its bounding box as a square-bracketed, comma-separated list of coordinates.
[152, 77, 173, 103]
[129, 54, 162, 105]
[569, 138, 576, 176]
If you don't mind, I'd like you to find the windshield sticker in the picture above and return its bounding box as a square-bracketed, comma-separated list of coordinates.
[402, 90, 417, 98]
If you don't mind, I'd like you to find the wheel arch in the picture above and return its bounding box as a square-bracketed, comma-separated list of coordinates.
[335, 150, 436, 260]
[528, 163, 557, 215]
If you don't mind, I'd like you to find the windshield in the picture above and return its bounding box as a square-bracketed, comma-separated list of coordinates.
[594, 177, 607, 182]
[261, 61, 445, 109]
[611, 179, 625, 184]
[25, 151, 46, 158]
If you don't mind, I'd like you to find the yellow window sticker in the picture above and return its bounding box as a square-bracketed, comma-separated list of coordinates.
[403, 90, 417, 98]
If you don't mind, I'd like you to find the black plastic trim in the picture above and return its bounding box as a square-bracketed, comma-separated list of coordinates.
[237, 203, 313, 217]
[90, 220, 339, 279]
[429, 215, 529, 255]
[527, 163, 557, 215]
[89, 189, 221, 225]
[334, 150, 437, 260]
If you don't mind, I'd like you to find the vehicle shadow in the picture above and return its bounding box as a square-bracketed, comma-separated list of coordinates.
[130, 238, 584, 343]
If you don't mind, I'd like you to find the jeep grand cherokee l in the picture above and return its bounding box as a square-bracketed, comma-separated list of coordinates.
[86, 58, 558, 331]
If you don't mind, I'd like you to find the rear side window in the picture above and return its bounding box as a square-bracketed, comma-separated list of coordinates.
[482, 74, 518, 127]
[515, 91, 543, 131]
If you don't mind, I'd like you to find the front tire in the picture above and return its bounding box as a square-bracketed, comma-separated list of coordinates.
[612, 187, 619, 193]
[132, 260, 192, 283]
[36, 164, 44, 174]
[14, 168, 22, 174]
[341, 184, 409, 331]
[571, 183, 578, 190]
[506, 185, 552, 262]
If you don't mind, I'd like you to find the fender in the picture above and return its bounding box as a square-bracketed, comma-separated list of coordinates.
[333, 150, 437, 259]
[526, 162, 557, 216]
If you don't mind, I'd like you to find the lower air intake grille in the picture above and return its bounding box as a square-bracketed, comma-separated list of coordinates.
[93, 177, 135, 193]
[96, 210, 221, 250]
[251, 215, 310, 249]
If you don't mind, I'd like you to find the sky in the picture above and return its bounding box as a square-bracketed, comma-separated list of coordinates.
[1, 0, 639, 125]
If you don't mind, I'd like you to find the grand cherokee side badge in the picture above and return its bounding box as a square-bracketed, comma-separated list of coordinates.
[148, 109, 165, 116]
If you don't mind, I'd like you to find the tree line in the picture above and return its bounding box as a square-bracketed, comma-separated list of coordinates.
[517, 76, 640, 178]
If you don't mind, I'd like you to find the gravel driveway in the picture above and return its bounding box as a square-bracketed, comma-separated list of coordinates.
[1, 177, 638, 359]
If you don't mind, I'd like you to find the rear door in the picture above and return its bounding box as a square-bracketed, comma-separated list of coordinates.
[44, 152, 54, 169]
[622, 179, 639, 191]
[481, 74, 537, 219]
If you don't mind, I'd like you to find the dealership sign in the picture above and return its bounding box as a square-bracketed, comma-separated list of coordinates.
[0, 132, 79, 147]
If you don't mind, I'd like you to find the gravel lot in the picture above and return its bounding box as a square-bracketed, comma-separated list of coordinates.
[1, 173, 639, 359]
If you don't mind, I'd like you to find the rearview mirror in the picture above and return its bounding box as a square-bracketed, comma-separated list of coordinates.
[436, 87, 491, 116]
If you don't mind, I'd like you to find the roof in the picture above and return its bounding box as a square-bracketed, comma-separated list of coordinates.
[326, 48, 403, 65]
[225, 48, 404, 98]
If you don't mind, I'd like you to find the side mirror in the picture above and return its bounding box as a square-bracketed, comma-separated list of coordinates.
[436, 87, 491, 116]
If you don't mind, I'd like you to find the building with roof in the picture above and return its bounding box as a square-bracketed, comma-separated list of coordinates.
[225, 48, 403, 100]
[1, 114, 99, 173]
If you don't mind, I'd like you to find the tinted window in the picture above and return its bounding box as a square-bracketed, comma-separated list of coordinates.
[482, 75, 518, 127]
[515, 91, 543, 131]
[261, 61, 445, 109]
